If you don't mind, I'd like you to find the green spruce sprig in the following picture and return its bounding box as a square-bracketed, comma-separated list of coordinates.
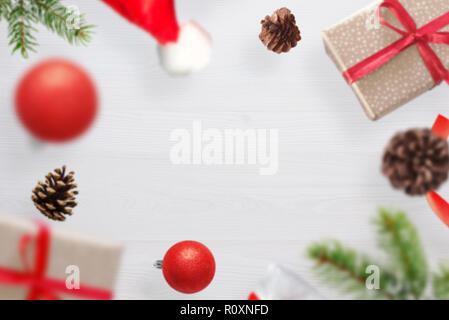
[308, 241, 400, 299]
[374, 209, 428, 299]
[1, 0, 94, 58]
[308, 208, 449, 300]
[7, 0, 37, 57]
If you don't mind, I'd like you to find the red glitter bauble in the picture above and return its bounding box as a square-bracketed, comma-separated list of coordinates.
[162, 241, 215, 294]
[15, 59, 98, 142]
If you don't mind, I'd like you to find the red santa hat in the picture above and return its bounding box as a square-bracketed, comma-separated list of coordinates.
[101, 0, 211, 75]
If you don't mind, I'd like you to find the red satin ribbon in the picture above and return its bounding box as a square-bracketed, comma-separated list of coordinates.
[0, 222, 112, 300]
[343, 0, 449, 85]
[427, 115, 449, 227]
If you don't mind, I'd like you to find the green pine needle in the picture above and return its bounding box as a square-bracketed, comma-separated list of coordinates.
[1, 1, 11, 21]
[308, 208, 449, 300]
[2, 0, 94, 58]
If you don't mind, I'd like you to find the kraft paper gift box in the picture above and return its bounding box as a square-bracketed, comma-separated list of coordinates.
[322, 0, 449, 120]
[0, 217, 122, 300]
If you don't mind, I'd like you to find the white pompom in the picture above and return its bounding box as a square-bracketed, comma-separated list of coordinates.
[158, 21, 212, 75]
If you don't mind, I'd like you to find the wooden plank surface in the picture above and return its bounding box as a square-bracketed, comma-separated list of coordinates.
[0, 0, 449, 299]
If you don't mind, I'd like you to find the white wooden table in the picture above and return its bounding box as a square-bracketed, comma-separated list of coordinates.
[1, 0, 449, 299]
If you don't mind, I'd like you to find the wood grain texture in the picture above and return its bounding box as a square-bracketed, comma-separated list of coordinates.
[0, 0, 449, 299]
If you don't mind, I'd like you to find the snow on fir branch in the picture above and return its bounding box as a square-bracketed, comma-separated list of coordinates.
[308, 208, 449, 300]
[0, 0, 94, 57]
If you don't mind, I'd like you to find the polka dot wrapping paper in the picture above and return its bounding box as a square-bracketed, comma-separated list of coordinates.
[323, 0, 449, 120]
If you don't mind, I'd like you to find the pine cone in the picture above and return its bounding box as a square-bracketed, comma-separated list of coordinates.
[32, 166, 78, 221]
[259, 8, 301, 53]
[382, 129, 449, 195]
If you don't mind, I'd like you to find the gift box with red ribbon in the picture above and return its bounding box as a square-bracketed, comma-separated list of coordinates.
[0, 217, 122, 300]
[323, 0, 449, 120]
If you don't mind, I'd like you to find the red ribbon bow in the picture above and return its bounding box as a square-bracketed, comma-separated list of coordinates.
[427, 115, 449, 227]
[343, 0, 449, 85]
[0, 222, 112, 300]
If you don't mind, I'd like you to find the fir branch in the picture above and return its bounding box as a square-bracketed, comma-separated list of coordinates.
[308, 241, 400, 300]
[375, 208, 428, 299]
[433, 264, 449, 300]
[7, 0, 38, 58]
[31, 0, 94, 46]
[2, 0, 93, 58]
[308, 209, 449, 300]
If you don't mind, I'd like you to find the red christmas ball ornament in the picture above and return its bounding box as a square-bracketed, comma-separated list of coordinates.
[156, 241, 216, 294]
[15, 59, 98, 142]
